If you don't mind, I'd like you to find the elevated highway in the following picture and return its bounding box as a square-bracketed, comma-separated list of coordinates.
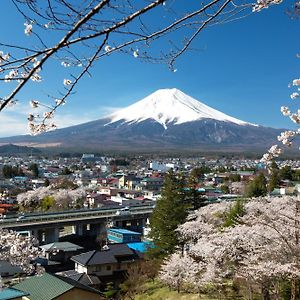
[0, 205, 154, 243]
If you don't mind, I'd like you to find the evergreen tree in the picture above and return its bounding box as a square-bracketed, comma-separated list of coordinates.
[190, 166, 211, 181]
[220, 184, 230, 194]
[246, 173, 267, 197]
[279, 165, 293, 181]
[149, 171, 190, 256]
[187, 173, 206, 210]
[29, 163, 39, 178]
[268, 160, 280, 192]
[223, 199, 245, 227]
[2, 165, 24, 178]
[61, 167, 72, 175]
[268, 170, 280, 192]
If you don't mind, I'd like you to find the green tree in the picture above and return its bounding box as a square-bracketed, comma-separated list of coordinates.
[246, 173, 267, 197]
[2, 165, 13, 178]
[190, 166, 211, 180]
[223, 199, 245, 227]
[267, 160, 280, 192]
[149, 171, 190, 256]
[292, 169, 300, 181]
[2, 165, 24, 178]
[187, 173, 206, 210]
[268, 170, 280, 192]
[40, 196, 56, 211]
[229, 174, 241, 182]
[279, 166, 294, 181]
[220, 184, 230, 194]
[60, 167, 73, 175]
[29, 163, 39, 178]
[103, 282, 118, 299]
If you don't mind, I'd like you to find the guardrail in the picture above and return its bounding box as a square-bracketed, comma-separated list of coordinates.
[0, 205, 154, 228]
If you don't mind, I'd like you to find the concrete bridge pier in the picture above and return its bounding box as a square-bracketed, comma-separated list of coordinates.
[72, 224, 84, 236]
[88, 223, 105, 236]
[44, 227, 60, 244]
[31, 229, 43, 244]
[72, 224, 91, 236]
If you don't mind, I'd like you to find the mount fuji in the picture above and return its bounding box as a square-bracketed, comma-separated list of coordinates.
[0, 88, 282, 152]
[107, 88, 255, 129]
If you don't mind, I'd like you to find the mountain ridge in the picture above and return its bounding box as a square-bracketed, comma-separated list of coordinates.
[106, 88, 256, 129]
[0, 88, 283, 152]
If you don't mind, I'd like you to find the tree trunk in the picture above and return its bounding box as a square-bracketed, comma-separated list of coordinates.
[290, 278, 298, 300]
[248, 284, 253, 300]
[261, 283, 271, 300]
[177, 279, 181, 293]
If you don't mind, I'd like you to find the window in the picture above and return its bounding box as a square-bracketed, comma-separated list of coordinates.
[106, 265, 111, 271]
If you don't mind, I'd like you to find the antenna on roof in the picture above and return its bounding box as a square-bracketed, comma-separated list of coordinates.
[102, 245, 110, 251]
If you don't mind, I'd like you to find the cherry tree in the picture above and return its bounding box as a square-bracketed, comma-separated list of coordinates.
[16, 185, 86, 210]
[0, 0, 285, 135]
[0, 229, 42, 288]
[160, 196, 300, 300]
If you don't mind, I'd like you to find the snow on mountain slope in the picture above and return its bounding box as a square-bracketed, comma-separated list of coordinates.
[107, 88, 256, 129]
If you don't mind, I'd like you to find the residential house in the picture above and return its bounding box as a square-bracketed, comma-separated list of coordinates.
[12, 272, 104, 300]
[40, 242, 84, 263]
[58, 270, 101, 290]
[140, 177, 164, 191]
[118, 175, 140, 190]
[86, 193, 109, 208]
[71, 244, 142, 278]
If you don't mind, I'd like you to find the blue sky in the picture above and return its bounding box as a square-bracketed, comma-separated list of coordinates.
[0, 1, 299, 137]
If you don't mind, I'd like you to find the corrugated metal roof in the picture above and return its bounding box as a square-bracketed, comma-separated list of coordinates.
[14, 273, 73, 300]
[0, 288, 29, 300]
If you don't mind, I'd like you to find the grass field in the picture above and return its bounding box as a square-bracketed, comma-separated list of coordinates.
[134, 281, 220, 300]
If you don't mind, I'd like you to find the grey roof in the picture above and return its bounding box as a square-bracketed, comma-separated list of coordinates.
[71, 244, 136, 266]
[60, 270, 101, 286]
[72, 250, 117, 265]
[0, 260, 24, 277]
[40, 242, 83, 252]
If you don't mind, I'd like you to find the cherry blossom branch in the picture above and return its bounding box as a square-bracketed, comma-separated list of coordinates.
[0, 0, 285, 135]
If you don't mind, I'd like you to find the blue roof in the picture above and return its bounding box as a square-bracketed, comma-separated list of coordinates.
[0, 288, 29, 300]
[127, 241, 155, 253]
[108, 228, 141, 235]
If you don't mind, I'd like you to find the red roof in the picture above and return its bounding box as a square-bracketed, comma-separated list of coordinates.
[0, 204, 13, 208]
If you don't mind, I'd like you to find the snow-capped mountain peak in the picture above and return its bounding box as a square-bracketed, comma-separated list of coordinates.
[107, 88, 255, 129]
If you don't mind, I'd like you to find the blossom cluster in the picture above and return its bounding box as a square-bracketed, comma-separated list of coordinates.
[262, 69, 300, 163]
[0, 229, 41, 274]
[27, 96, 66, 135]
[260, 144, 283, 163]
[160, 196, 300, 293]
[252, 0, 283, 12]
[24, 22, 33, 36]
[17, 185, 87, 209]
